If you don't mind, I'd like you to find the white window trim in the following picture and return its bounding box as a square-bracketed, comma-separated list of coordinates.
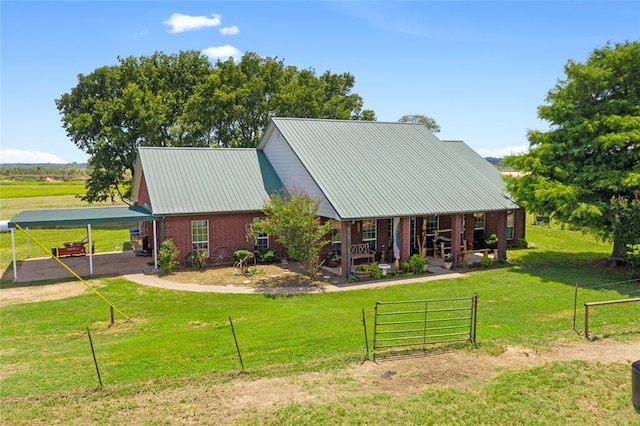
[191, 220, 209, 256]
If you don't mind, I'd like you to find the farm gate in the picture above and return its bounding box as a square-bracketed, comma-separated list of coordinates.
[372, 295, 477, 361]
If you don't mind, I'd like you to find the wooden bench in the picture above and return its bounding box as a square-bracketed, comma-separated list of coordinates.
[350, 243, 375, 267]
[460, 248, 491, 264]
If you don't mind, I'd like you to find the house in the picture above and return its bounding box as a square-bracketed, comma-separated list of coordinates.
[131, 117, 525, 276]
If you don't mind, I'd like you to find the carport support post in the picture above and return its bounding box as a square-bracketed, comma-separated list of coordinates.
[11, 228, 17, 282]
[88, 224, 93, 276]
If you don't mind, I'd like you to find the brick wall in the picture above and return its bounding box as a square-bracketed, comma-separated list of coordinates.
[162, 212, 283, 265]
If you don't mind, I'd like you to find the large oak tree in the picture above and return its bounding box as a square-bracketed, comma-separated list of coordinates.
[504, 41, 640, 258]
[57, 51, 375, 203]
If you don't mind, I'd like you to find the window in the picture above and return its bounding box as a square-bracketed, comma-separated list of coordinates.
[253, 217, 269, 249]
[362, 219, 376, 251]
[426, 215, 439, 235]
[331, 222, 342, 255]
[191, 220, 209, 256]
[474, 213, 485, 230]
[506, 210, 515, 240]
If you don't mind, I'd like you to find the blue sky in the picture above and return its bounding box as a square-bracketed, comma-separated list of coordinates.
[1, 1, 639, 164]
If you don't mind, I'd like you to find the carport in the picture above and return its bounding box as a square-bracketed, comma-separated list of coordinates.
[8, 206, 157, 282]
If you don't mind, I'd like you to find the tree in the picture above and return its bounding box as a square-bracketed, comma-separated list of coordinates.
[504, 41, 640, 258]
[259, 190, 334, 279]
[57, 51, 376, 203]
[56, 51, 216, 203]
[398, 114, 440, 133]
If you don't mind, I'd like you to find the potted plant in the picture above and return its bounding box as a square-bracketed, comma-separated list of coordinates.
[442, 253, 453, 270]
[354, 263, 371, 279]
[326, 251, 340, 268]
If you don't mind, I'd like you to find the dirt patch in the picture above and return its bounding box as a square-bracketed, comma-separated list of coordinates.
[162, 260, 340, 288]
[0, 281, 88, 307]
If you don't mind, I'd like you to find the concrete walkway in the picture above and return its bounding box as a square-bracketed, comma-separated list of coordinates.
[124, 266, 465, 294]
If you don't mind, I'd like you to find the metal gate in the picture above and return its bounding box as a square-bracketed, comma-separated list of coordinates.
[372, 295, 477, 360]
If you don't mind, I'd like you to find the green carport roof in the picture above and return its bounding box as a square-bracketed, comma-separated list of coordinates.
[9, 206, 155, 228]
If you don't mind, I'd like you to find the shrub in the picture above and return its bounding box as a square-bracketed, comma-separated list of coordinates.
[158, 240, 179, 273]
[370, 262, 382, 279]
[254, 247, 279, 264]
[484, 233, 499, 249]
[402, 254, 426, 275]
[186, 249, 208, 270]
[479, 256, 492, 268]
[233, 249, 253, 263]
[513, 239, 528, 249]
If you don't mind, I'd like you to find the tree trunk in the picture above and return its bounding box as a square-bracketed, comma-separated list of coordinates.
[611, 239, 627, 258]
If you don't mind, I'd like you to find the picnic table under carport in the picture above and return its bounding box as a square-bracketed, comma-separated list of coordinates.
[8, 206, 157, 282]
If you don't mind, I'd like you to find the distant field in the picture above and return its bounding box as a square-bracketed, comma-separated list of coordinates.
[0, 180, 87, 199]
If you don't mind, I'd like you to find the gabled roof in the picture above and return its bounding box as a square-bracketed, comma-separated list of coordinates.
[259, 118, 517, 219]
[135, 147, 283, 215]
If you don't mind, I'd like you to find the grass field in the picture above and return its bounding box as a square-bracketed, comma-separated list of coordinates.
[1, 184, 639, 425]
[0, 181, 132, 274]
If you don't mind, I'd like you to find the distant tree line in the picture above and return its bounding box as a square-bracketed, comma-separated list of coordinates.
[0, 164, 89, 181]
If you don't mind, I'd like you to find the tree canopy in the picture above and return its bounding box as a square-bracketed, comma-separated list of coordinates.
[56, 51, 376, 203]
[397, 114, 440, 133]
[504, 41, 640, 257]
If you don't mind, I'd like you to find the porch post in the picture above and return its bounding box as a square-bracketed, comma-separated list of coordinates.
[399, 217, 411, 264]
[496, 211, 507, 260]
[451, 214, 463, 263]
[341, 221, 351, 277]
[393, 217, 401, 268]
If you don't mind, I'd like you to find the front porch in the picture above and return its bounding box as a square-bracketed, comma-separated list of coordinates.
[325, 212, 517, 278]
[321, 250, 498, 278]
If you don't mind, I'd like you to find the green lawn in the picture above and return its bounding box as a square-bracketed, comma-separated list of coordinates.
[1, 189, 639, 424]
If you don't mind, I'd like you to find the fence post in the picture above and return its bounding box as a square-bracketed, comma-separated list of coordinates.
[472, 294, 478, 347]
[373, 303, 379, 362]
[87, 327, 103, 388]
[362, 308, 369, 362]
[584, 304, 589, 340]
[228, 316, 245, 371]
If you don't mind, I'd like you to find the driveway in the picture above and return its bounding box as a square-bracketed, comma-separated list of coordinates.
[3, 250, 153, 283]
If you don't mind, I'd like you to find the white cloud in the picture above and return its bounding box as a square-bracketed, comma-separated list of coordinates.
[219, 25, 239, 36]
[164, 13, 221, 34]
[202, 45, 242, 62]
[0, 149, 67, 164]
[476, 145, 529, 158]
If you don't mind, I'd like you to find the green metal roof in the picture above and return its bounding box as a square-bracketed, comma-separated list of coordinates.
[262, 118, 517, 219]
[9, 206, 154, 228]
[136, 147, 283, 215]
[443, 140, 515, 195]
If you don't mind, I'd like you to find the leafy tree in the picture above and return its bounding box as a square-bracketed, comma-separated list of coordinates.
[258, 190, 334, 279]
[57, 51, 376, 203]
[195, 52, 376, 148]
[504, 41, 640, 258]
[56, 51, 215, 203]
[398, 114, 440, 133]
